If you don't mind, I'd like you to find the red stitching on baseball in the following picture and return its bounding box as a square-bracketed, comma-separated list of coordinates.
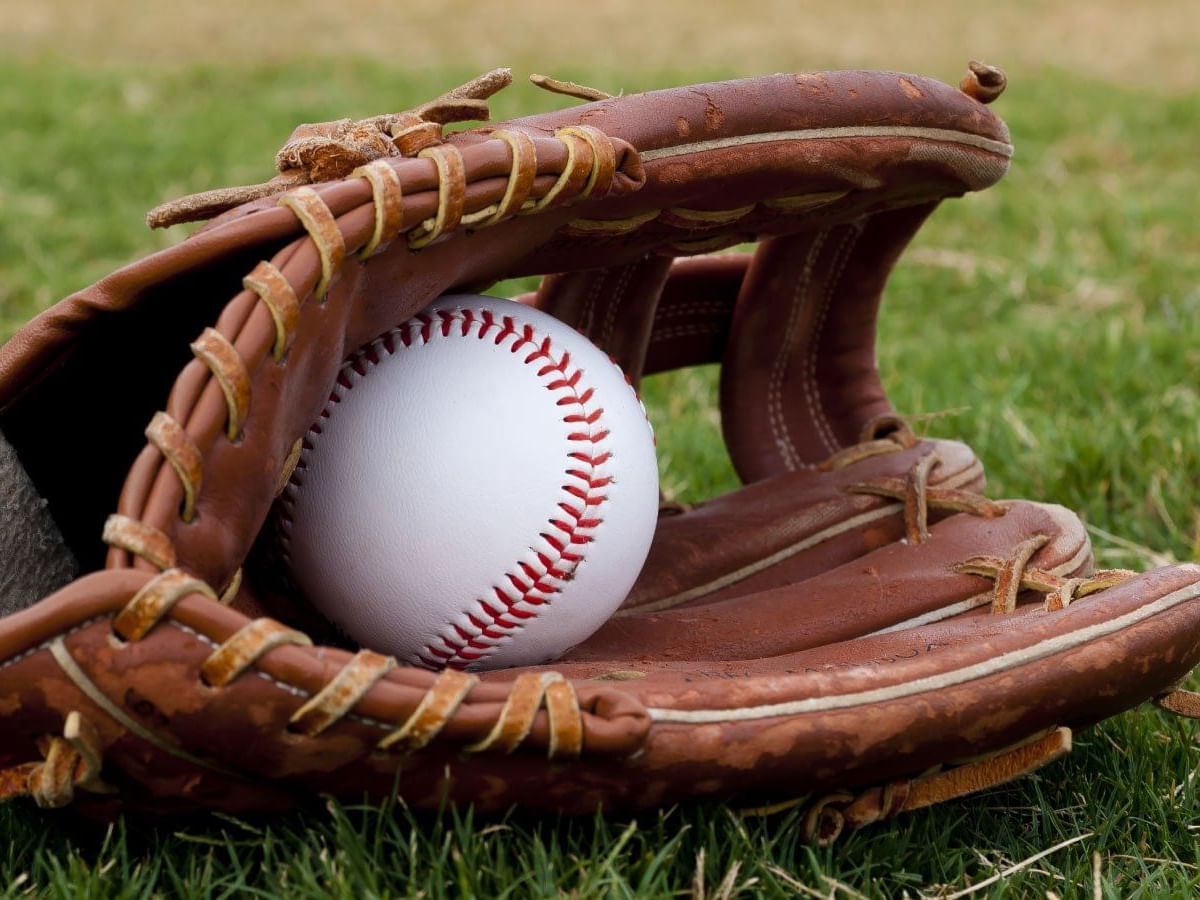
[279, 304, 620, 671]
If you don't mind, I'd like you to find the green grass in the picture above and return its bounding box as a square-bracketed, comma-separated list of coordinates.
[2, 58, 1200, 896]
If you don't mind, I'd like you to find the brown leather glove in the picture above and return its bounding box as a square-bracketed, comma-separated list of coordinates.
[2, 66, 1198, 842]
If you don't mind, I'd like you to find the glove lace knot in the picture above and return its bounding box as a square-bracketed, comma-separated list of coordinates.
[146, 68, 516, 229]
[0, 712, 112, 809]
[847, 450, 1006, 545]
[819, 419, 920, 471]
[955, 540, 1137, 615]
[146, 68, 625, 230]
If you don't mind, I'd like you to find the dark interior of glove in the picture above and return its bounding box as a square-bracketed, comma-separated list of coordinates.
[0, 241, 281, 577]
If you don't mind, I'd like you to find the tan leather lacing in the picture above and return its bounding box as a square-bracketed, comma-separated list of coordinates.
[244, 261, 301, 360]
[408, 145, 466, 248]
[372, 669, 583, 758]
[565, 210, 658, 236]
[274, 438, 304, 497]
[290, 650, 397, 737]
[530, 129, 589, 214]
[662, 205, 757, 228]
[277, 189, 346, 300]
[557, 127, 617, 202]
[834, 418, 1136, 620]
[102, 514, 176, 569]
[201, 620, 313, 688]
[145, 412, 203, 522]
[960, 61, 1008, 105]
[147, 68, 621, 229]
[956, 539, 1136, 615]
[146, 68, 517, 229]
[818, 415, 919, 470]
[106, 570, 587, 763]
[113, 568, 217, 640]
[844, 432, 1133, 609]
[743, 727, 1069, 845]
[218, 567, 242, 605]
[465, 672, 583, 757]
[352, 161, 404, 258]
[347, 126, 610, 282]
[376, 669, 477, 753]
[190, 328, 250, 441]
[528, 73, 613, 102]
[848, 450, 1005, 545]
[471, 130, 536, 228]
[0, 712, 112, 808]
[764, 191, 851, 213]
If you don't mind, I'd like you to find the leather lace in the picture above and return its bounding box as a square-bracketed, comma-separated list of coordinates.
[0, 712, 112, 808]
[146, 69, 616, 229]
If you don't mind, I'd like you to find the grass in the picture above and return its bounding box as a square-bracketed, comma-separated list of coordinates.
[2, 40, 1200, 899]
[4, 0, 1200, 90]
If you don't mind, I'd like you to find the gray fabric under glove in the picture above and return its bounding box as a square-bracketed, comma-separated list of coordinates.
[0, 429, 77, 616]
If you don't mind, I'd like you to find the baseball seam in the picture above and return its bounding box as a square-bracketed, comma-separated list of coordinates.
[278, 306, 614, 670]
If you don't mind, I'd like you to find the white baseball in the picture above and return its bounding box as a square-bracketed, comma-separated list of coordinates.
[277, 294, 659, 670]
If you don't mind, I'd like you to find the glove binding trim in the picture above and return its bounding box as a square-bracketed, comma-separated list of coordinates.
[640, 125, 1014, 163]
[626, 445, 986, 616]
[46, 633, 246, 779]
[647, 580, 1200, 724]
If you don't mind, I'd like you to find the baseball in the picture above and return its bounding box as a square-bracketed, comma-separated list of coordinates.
[277, 294, 659, 670]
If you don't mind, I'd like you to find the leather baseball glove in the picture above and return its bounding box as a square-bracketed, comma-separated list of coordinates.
[2, 65, 1199, 842]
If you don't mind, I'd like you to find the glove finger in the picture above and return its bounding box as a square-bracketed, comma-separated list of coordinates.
[502, 564, 1200, 813]
[628, 436, 982, 612]
[567, 499, 1089, 663]
[530, 253, 752, 388]
[532, 563, 1199, 696]
[531, 256, 673, 387]
[719, 207, 938, 480]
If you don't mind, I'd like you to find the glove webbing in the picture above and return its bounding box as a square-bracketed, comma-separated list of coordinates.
[106, 125, 621, 579]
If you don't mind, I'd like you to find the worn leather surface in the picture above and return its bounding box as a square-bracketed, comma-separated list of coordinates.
[2, 69, 1199, 819]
